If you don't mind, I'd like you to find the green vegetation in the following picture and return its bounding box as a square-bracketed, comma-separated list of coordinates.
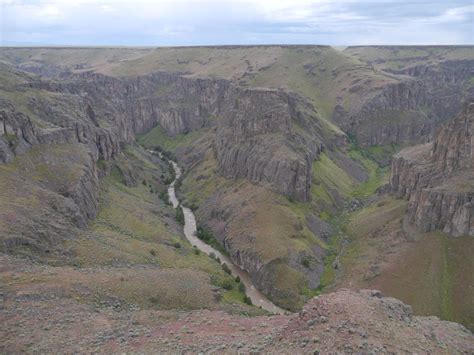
[138, 126, 209, 152]
[325, 193, 474, 331]
[311, 152, 354, 207]
[60, 145, 259, 312]
[243, 296, 252, 305]
[175, 207, 185, 225]
[4, 133, 18, 149]
[345, 46, 474, 72]
[222, 263, 231, 275]
[196, 225, 227, 254]
[347, 149, 386, 199]
[158, 190, 170, 205]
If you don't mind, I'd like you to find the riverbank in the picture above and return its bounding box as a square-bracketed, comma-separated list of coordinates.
[157, 151, 285, 314]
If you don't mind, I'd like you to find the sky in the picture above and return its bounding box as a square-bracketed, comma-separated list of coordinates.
[1, 0, 473, 46]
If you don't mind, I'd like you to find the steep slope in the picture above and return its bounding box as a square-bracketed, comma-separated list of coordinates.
[340, 46, 474, 146]
[390, 99, 473, 237]
[328, 194, 474, 331]
[3, 45, 472, 148]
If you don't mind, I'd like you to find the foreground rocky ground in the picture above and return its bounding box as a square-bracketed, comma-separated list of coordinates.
[1, 252, 473, 353]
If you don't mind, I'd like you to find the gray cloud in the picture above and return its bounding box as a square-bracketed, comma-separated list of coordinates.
[1, 0, 473, 45]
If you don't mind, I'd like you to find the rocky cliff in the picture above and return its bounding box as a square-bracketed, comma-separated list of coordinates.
[0, 63, 332, 262]
[334, 54, 474, 147]
[1, 67, 327, 203]
[390, 99, 474, 237]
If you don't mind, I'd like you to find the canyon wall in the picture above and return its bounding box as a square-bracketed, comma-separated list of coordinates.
[1, 69, 326, 203]
[390, 99, 474, 237]
[0, 66, 328, 261]
[333, 59, 473, 147]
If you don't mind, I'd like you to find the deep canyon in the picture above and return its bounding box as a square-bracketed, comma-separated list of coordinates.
[0, 45, 473, 352]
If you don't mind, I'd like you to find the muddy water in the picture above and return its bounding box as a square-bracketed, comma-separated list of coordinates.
[166, 158, 285, 314]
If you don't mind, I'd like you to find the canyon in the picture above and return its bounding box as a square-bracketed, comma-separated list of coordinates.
[0, 45, 473, 351]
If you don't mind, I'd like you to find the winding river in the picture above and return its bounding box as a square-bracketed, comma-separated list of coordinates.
[165, 158, 285, 315]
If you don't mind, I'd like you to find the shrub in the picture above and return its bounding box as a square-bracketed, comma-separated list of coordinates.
[235, 276, 241, 283]
[175, 207, 185, 225]
[174, 177, 182, 190]
[159, 191, 170, 205]
[173, 242, 181, 249]
[4, 133, 18, 149]
[196, 225, 224, 253]
[149, 296, 159, 304]
[220, 278, 234, 290]
[301, 258, 310, 268]
[243, 296, 252, 305]
[149, 249, 156, 256]
[222, 263, 231, 275]
[163, 175, 174, 185]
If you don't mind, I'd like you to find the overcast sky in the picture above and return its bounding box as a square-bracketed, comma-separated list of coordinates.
[1, 0, 473, 46]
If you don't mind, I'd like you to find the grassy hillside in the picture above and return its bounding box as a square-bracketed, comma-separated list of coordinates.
[137, 121, 391, 311]
[0, 142, 258, 314]
[328, 194, 474, 331]
[138, 124, 332, 310]
[345, 45, 474, 71]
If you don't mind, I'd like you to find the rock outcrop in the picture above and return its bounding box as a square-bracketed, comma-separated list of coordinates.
[0, 63, 332, 263]
[1, 67, 327, 202]
[214, 89, 324, 201]
[334, 57, 474, 147]
[4, 270, 473, 354]
[390, 99, 474, 236]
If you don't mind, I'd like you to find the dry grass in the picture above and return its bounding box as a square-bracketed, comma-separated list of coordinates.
[345, 46, 474, 71]
[333, 195, 474, 331]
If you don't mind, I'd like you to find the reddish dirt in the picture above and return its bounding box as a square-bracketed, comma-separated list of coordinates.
[1, 254, 472, 353]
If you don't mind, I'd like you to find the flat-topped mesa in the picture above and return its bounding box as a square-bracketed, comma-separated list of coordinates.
[389, 99, 474, 237]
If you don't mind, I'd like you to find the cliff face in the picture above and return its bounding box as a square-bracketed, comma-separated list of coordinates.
[389, 100, 474, 237]
[214, 89, 323, 201]
[1, 68, 327, 203]
[0, 64, 331, 261]
[334, 59, 473, 147]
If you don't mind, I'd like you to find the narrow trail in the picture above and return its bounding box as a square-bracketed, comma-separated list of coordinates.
[159, 153, 285, 314]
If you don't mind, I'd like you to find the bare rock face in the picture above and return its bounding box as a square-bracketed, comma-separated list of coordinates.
[406, 188, 473, 236]
[0, 144, 100, 256]
[215, 89, 323, 201]
[333, 59, 473, 147]
[1, 68, 328, 202]
[0, 109, 39, 163]
[389, 99, 474, 237]
[432, 96, 474, 173]
[0, 65, 330, 262]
